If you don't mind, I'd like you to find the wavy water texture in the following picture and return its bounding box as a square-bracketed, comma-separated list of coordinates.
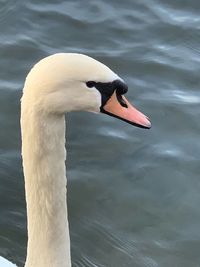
[0, 0, 200, 266]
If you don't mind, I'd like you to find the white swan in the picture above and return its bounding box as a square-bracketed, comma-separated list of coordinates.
[0, 256, 17, 267]
[1, 53, 151, 267]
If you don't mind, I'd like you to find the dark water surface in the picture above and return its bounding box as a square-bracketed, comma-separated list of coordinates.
[0, 0, 200, 266]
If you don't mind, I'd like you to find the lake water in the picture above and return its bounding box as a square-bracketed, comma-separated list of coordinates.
[0, 0, 200, 266]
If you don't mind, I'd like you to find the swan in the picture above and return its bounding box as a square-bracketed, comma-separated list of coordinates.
[0, 256, 17, 267]
[1, 53, 151, 267]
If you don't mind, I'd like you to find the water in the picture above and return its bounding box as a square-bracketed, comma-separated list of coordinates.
[0, 0, 200, 266]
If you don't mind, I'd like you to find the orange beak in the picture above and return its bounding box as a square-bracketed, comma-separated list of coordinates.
[101, 91, 151, 129]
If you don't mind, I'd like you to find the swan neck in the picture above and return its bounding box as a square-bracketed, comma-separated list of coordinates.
[21, 109, 71, 267]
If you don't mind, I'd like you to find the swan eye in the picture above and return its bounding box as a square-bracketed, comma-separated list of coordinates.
[86, 81, 96, 88]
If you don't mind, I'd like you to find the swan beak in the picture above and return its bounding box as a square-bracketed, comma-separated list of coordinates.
[101, 91, 151, 129]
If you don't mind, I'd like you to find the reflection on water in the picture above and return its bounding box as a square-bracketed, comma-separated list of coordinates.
[0, 0, 200, 266]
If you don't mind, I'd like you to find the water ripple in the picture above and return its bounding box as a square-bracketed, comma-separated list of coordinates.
[151, 2, 200, 26]
[0, 0, 18, 24]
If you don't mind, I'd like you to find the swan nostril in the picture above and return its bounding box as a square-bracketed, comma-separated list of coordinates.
[116, 92, 128, 108]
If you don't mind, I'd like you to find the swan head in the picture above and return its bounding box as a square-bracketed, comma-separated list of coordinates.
[23, 53, 151, 129]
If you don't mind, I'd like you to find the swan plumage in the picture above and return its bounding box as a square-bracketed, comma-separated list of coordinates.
[0, 256, 16, 267]
[2, 53, 150, 267]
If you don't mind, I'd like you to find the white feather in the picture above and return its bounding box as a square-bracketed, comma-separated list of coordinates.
[0, 256, 17, 267]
